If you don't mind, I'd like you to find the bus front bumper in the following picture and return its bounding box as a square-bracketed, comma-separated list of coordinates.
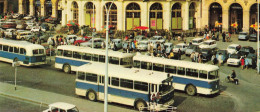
[147, 100, 175, 111]
[27, 61, 47, 66]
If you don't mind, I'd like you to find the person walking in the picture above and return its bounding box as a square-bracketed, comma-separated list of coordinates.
[218, 53, 223, 66]
[222, 32, 226, 42]
[178, 49, 182, 60]
[216, 31, 219, 41]
[252, 56, 257, 69]
[211, 54, 217, 65]
[190, 52, 195, 62]
[245, 56, 249, 69]
[240, 56, 245, 70]
[198, 53, 202, 63]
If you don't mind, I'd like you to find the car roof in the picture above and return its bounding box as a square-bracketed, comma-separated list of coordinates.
[49, 102, 76, 110]
[153, 36, 162, 38]
[164, 42, 173, 45]
[176, 43, 186, 45]
[204, 40, 216, 42]
[192, 38, 203, 41]
[228, 44, 240, 47]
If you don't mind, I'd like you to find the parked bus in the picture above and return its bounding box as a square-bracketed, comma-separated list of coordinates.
[55, 45, 134, 73]
[0, 39, 46, 66]
[132, 54, 219, 96]
[76, 62, 174, 111]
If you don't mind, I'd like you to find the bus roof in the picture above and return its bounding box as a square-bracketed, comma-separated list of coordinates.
[78, 62, 169, 84]
[0, 38, 44, 49]
[57, 45, 134, 58]
[133, 54, 219, 71]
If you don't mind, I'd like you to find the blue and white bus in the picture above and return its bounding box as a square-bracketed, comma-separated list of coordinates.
[76, 62, 174, 111]
[55, 45, 134, 73]
[0, 39, 46, 66]
[132, 54, 219, 96]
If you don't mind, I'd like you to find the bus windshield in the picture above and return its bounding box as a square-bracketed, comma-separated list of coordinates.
[159, 76, 173, 94]
[33, 49, 45, 55]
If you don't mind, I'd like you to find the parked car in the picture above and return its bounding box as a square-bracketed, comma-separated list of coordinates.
[164, 42, 174, 54]
[40, 23, 49, 32]
[226, 44, 241, 54]
[216, 50, 229, 62]
[137, 40, 149, 51]
[238, 32, 249, 40]
[109, 39, 122, 50]
[191, 38, 204, 45]
[227, 53, 241, 66]
[4, 28, 16, 38]
[65, 35, 81, 44]
[149, 35, 165, 44]
[247, 53, 257, 66]
[238, 46, 255, 56]
[16, 22, 27, 30]
[200, 48, 214, 62]
[134, 35, 146, 42]
[1, 22, 17, 29]
[249, 33, 259, 42]
[0, 19, 5, 27]
[43, 102, 79, 112]
[80, 38, 104, 48]
[185, 44, 200, 56]
[45, 17, 60, 24]
[173, 43, 188, 54]
[31, 26, 42, 32]
[26, 22, 36, 30]
[199, 40, 217, 49]
[12, 13, 20, 19]
[74, 36, 92, 45]
[16, 31, 32, 40]
[23, 15, 33, 20]
[122, 41, 132, 51]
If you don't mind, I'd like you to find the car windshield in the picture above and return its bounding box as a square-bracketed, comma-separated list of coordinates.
[228, 46, 236, 49]
[192, 40, 199, 43]
[203, 42, 210, 45]
[188, 45, 196, 49]
[239, 33, 247, 35]
[67, 107, 79, 112]
[150, 37, 157, 40]
[241, 48, 250, 52]
[175, 45, 182, 48]
[230, 54, 240, 59]
[201, 49, 209, 53]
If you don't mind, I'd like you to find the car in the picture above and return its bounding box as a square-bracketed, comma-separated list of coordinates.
[0, 19, 5, 27]
[74, 36, 92, 45]
[12, 13, 20, 19]
[164, 42, 174, 54]
[149, 35, 165, 44]
[45, 17, 60, 24]
[238, 46, 255, 56]
[216, 50, 229, 62]
[134, 35, 146, 42]
[26, 22, 36, 30]
[43, 102, 79, 112]
[80, 38, 104, 48]
[65, 35, 81, 44]
[185, 44, 200, 56]
[40, 23, 49, 32]
[16, 31, 32, 40]
[247, 53, 257, 66]
[122, 41, 132, 51]
[137, 40, 149, 51]
[191, 38, 204, 45]
[31, 26, 42, 32]
[227, 44, 241, 54]
[238, 32, 249, 40]
[16, 22, 27, 30]
[249, 33, 259, 42]
[1, 22, 17, 29]
[173, 43, 188, 54]
[199, 40, 217, 49]
[23, 15, 33, 20]
[110, 39, 122, 50]
[200, 48, 214, 62]
[39, 32, 54, 43]
[227, 53, 241, 66]
[4, 28, 16, 38]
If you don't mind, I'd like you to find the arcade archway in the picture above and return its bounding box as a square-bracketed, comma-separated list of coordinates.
[229, 3, 243, 33]
[209, 2, 222, 30]
[149, 3, 163, 30]
[126, 3, 140, 30]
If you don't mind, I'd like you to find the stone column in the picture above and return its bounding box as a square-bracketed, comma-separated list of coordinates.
[4, 0, 7, 13]
[51, 0, 57, 18]
[222, 9, 229, 32]
[141, 2, 148, 28]
[96, 1, 102, 31]
[182, 1, 189, 30]
[201, 0, 208, 30]
[19, 0, 23, 14]
[78, 1, 84, 26]
[243, 10, 250, 32]
[61, 0, 67, 25]
[40, 0, 46, 16]
[29, 0, 34, 16]
[117, 1, 123, 31]
[196, 1, 202, 30]
[163, 1, 171, 30]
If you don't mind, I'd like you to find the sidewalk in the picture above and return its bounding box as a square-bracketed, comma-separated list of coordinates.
[0, 82, 136, 112]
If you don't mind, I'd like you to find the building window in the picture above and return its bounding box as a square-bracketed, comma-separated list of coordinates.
[72, 2, 79, 23]
[104, 2, 117, 30]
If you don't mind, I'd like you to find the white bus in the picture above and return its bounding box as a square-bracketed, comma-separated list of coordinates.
[55, 45, 134, 73]
[76, 62, 174, 111]
[132, 54, 220, 96]
[0, 39, 46, 66]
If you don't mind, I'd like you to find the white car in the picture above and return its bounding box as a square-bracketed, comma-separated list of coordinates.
[43, 102, 79, 112]
[164, 42, 174, 54]
[23, 16, 33, 20]
[227, 54, 241, 66]
[137, 40, 149, 51]
[199, 40, 217, 49]
[4, 28, 16, 38]
[26, 23, 36, 30]
[191, 38, 204, 45]
[80, 38, 103, 48]
[173, 43, 188, 53]
[134, 35, 146, 42]
[66, 35, 81, 44]
[227, 44, 241, 54]
[31, 26, 42, 32]
[149, 36, 165, 44]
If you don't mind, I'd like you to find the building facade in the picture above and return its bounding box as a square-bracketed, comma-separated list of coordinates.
[17, 0, 259, 33]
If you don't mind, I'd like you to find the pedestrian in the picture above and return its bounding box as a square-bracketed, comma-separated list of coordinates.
[37, 37, 41, 45]
[222, 32, 226, 42]
[131, 41, 135, 52]
[178, 49, 182, 60]
[218, 53, 223, 66]
[198, 53, 202, 63]
[168, 50, 175, 59]
[194, 52, 199, 62]
[252, 56, 257, 69]
[126, 45, 130, 53]
[245, 56, 249, 69]
[240, 56, 245, 70]
[189, 40, 192, 46]
[216, 31, 219, 41]
[226, 32, 229, 42]
[190, 52, 195, 62]
[211, 54, 217, 65]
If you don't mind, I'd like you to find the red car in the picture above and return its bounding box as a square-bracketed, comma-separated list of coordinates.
[74, 36, 92, 46]
[2, 22, 17, 29]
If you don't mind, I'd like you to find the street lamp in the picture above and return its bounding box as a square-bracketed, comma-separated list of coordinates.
[103, 1, 115, 112]
[92, 1, 95, 48]
[258, 1, 259, 73]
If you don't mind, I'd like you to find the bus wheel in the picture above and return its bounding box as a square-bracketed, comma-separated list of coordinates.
[135, 100, 147, 111]
[186, 85, 197, 96]
[87, 90, 97, 101]
[63, 64, 71, 73]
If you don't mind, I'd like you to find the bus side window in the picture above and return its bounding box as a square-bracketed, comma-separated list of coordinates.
[9, 46, 13, 52]
[109, 57, 119, 64]
[3, 45, 8, 51]
[57, 49, 63, 56]
[82, 53, 92, 60]
[85, 73, 97, 83]
[133, 60, 140, 68]
[177, 67, 185, 75]
[120, 78, 133, 89]
[153, 63, 164, 72]
[100, 76, 110, 85]
[186, 68, 198, 78]
[19, 48, 24, 54]
[0, 44, 2, 50]
[92, 54, 99, 61]
[165, 65, 176, 74]
[134, 81, 148, 92]
[99, 55, 105, 62]
[111, 77, 119, 86]
[141, 61, 152, 70]
[77, 72, 85, 80]
[14, 47, 19, 53]
[199, 70, 207, 79]
[73, 51, 81, 59]
[64, 50, 72, 57]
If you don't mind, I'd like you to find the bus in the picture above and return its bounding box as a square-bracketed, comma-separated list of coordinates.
[55, 45, 134, 73]
[132, 54, 219, 96]
[0, 38, 46, 66]
[76, 62, 174, 111]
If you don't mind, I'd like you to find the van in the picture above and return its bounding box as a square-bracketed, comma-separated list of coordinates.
[191, 38, 204, 45]
[16, 31, 33, 40]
